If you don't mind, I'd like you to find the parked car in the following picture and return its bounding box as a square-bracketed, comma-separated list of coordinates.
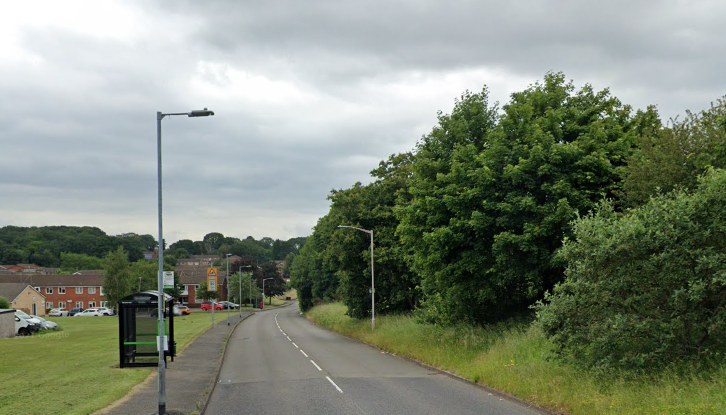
[48, 308, 68, 317]
[74, 308, 102, 317]
[31, 315, 58, 330]
[68, 307, 84, 316]
[97, 307, 114, 316]
[200, 302, 223, 311]
[218, 301, 239, 309]
[15, 310, 41, 335]
[173, 305, 191, 316]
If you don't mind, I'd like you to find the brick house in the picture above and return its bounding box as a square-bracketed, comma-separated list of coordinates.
[0, 271, 107, 311]
[0, 283, 47, 316]
[175, 266, 229, 308]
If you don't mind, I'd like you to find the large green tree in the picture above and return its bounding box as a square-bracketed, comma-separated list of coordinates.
[398, 73, 656, 325]
[103, 246, 132, 308]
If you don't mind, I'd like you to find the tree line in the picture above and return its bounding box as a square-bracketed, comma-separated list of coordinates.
[289, 71, 726, 371]
[0, 226, 306, 272]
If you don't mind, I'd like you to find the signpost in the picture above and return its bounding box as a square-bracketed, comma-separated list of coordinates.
[207, 268, 218, 324]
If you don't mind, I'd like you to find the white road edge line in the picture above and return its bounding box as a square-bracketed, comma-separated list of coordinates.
[326, 376, 344, 394]
[300, 350, 309, 358]
[292, 342, 299, 349]
[310, 360, 323, 371]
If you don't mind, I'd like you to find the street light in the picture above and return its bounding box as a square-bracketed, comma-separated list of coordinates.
[225, 253, 232, 325]
[262, 277, 273, 308]
[156, 107, 214, 415]
[338, 225, 375, 331]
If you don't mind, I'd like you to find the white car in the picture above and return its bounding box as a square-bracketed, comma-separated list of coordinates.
[97, 307, 114, 316]
[74, 308, 102, 317]
[48, 308, 68, 317]
[15, 310, 42, 335]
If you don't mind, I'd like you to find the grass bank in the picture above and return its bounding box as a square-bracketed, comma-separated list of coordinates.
[0, 311, 230, 415]
[306, 302, 726, 415]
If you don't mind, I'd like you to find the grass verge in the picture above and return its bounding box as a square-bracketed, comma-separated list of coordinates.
[0, 311, 229, 415]
[306, 302, 726, 415]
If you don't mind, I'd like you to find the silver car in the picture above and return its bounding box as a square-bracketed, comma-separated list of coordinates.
[31, 315, 58, 330]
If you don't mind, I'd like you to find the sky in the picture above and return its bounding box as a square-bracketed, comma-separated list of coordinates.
[1, 0, 724, 245]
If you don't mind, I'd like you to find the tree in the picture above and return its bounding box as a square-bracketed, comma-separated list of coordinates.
[623, 97, 726, 207]
[398, 73, 654, 325]
[59, 252, 104, 272]
[196, 282, 220, 301]
[0, 297, 9, 309]
[103, 246, 132, 308]
[536, 168, 726, 372]
[129, 259, 158, 292]
[255, 262, 285, 303]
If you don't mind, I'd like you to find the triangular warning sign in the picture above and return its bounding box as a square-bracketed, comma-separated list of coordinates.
[207, 268, 217, 277]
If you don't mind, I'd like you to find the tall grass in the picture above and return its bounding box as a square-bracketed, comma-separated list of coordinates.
[306, 303, 726, 415]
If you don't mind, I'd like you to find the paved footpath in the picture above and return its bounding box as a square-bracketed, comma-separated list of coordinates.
[95, 311, 253, 415]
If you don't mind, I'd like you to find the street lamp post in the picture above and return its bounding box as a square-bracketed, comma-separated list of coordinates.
[262, 277, 273, 309]
[338, 225, 375, 331]
[156, 108, 214, 415]
[226, 253, 231, 325]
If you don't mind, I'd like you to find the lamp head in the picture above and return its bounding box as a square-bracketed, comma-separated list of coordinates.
[189, 108, 214, 117]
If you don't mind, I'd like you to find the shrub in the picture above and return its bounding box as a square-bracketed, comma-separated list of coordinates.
[536, 168, 726, 372]
[0, 297, 9, 309]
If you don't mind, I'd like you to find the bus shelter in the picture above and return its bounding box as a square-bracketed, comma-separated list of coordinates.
[118, 290, 175, 368]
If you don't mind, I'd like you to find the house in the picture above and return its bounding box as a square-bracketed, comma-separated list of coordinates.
[0, 283, 47, 316]
[0, 272, 107, 311]
[176, 255, 219, 267]
[176, 266, 228, 308]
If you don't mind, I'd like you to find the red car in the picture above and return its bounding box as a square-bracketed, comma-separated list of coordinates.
[200, 302, 223, 311]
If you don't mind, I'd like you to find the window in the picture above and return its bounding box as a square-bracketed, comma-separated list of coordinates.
[88, 287, 96, 294]
[100, 301, 108, 308]
[34, 286, 40, 292]
[75, 301, 83, 309]
[58, 301, 66, 309]
[46, 287, 53, 294]
[100, 287, 105, 296]
[88, 301, 96, 308]
[46, 302, 53, 309]
[58, 287, 66, 294]
[76, 287, 83, 294]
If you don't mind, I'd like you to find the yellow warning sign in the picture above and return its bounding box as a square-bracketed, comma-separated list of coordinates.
[207, 268, 218, 291]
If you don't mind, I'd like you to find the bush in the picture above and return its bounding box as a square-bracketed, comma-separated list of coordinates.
[0, 297, 9, 308]
[536, 168, 726, 372]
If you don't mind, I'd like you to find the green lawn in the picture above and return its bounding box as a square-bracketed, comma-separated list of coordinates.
[0, 311, 228, 415]
[307, 303, 726, 415]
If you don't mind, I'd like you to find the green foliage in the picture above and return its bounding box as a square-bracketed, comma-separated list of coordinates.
[196, 282, 220, 300]
[102, 246, 132, 308]
[290, 152, 418, 318]
[536, 169, 726, 372]
[623, 97, 726, 207]
[59, 252, 104, 272]
[0, 297, 10, 308]
[128, 259, 158, 292]
[399, 72, 652, 325]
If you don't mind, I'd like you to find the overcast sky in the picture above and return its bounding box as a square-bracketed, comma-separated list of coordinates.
[1, 1, 724, 244]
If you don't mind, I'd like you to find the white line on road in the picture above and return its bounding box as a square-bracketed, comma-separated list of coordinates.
[310, 360, 323, 371]
[326, 376, 344, 394]
[300, 350, 309, 358]
[292, 342, 299, 349]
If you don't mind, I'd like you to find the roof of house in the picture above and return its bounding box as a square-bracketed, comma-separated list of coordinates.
[0, 274, 105, 287]
[177, 267, 228, 285]
[0, 283, 42, 302]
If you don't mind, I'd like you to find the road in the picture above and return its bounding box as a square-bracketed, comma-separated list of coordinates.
[205, 303, 547, 415]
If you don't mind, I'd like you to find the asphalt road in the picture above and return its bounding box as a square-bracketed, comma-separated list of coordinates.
[205, 303, 547, 415]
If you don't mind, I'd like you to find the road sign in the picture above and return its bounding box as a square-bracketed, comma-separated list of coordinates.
[163, 271, 174, 289]
[207, 268, 218, 291]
